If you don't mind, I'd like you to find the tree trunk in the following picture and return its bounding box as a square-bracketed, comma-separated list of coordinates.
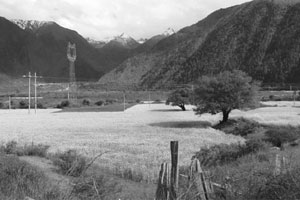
[179, 104, 186, 111]
[221, 109, 231, 123]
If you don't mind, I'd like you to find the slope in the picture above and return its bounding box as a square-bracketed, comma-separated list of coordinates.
[99, 0, 300, 89]
[0, 17, 104, 81]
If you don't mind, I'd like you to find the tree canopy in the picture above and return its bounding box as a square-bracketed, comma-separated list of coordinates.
[194, 70, 260, 123]
[166, 88, 191, 111]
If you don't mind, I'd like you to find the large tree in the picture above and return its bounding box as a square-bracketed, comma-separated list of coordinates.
[194, 70, 259, 123]
[166, 88, 191, 111]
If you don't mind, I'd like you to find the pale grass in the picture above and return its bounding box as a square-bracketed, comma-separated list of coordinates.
[1, 103, 299, 181]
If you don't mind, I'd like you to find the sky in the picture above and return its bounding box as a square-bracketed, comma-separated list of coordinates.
[0, 0, 250, 40]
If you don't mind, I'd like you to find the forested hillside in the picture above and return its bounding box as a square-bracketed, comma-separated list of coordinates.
[100, 0, 300, 88]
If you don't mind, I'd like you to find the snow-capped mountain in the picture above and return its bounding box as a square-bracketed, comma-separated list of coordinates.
[87, 33, 140, 49]
[111, 33, 139, 49]
[163, 27, 176, 36]
[137, 38, 148, 44]
[10, 19, 54, 31]
[86, 37, 106, 48]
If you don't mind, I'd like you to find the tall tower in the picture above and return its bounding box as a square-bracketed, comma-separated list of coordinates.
[67, 42, 77, 99]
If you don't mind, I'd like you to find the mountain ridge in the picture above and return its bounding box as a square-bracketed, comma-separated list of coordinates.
[99, 0, 300, 88]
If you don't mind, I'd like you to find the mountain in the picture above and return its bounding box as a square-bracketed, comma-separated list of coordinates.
[133, 28, 176, 53]
[10, 19, 54, 32]
[99, 0, 300, 88]
[104, 33, 140, 49]
[1, 18, 109, 81]
[86, 37, 106, 49]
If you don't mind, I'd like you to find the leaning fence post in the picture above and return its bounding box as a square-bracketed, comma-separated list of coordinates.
[189, 158, 213, 200]
[156, 163, 170, 200]
[170, 141, 179, 200]
[274, 153, 281, 176]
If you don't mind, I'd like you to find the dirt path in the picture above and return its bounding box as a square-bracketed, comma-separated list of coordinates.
[20, 156, 156, 200]
[19, 156, 71, 192]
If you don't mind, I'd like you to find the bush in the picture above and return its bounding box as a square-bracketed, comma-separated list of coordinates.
[0, 102, 3, 109]
[19, 144, 50, 157]
[37, 102, 45, 109]
[2, 140, 18, 154]
[264, 128, 299, 148]
[256, 167, 300, 199]
[105, 99, 117, 105]
[0, 141, 49, 157]
[214, 118, 261, 136]
[19, 100, 28, 109]
[136, 99, 141, 103]
[95, 100, 104, 106]
[72, 175, 120, 200]
[82, 99, 90, 106]
[193, 139, 268, 167]
[153, 99, 162, 104]
[56, 100, 70, 108]
[0, 155, 61, 200]
[52, 150, 87, 177]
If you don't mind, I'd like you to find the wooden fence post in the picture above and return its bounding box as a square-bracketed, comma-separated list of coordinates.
[156, 163, 170, 200]
[170, 141, 179, 200]
[274, 153, 281, 176]
[189, 158, 213, 200]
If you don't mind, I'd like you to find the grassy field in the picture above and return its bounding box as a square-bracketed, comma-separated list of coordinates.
[0, 104, 243, 182]
[1, 102, 300, 183]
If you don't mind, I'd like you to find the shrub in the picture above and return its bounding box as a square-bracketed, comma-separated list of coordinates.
[0, 102, 3, 109]
[0, 155, 61, 200]
[57, 100, 70, 108]
[95, 100, 104, 106]
[264, 128, 299, 148]
[256, 167, 300, 199]
[153, 99, 162, 104]
[0, 141, 49, 157]
[136, 99, 141, 103]
[2, 140, 18, 154]
[19, 143, 50, 157]
[214, 118, 261, 136]
[82, 99, 90, 106]
[194, 139, 268, 167]
[37, 102, 45, 109]
[19, 100, 28, 109]
[52, 150, 87, 177]
[72, 175, 120, 200]
[105, 99, 117, 104]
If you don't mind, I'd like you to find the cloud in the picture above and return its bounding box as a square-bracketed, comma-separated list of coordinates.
[0, 0, 249, 40]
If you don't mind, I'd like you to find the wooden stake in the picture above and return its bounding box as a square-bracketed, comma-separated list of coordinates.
[170, 141, 179, 200]
[156, 163, 170, 200]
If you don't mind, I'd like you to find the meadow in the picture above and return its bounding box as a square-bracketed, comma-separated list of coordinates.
[0, 104, 242, 182]
[1, 102, 300, 183]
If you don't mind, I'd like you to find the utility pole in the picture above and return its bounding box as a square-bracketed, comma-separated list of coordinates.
[8, 96, 11, 110]
[148, 90, 151, 107]
[33, 72, 42, 114]
[192, 84, 195, 105]
[67, 83, 70, 100]
[23, 72, 32, 114]
[123, 91, 126, 112]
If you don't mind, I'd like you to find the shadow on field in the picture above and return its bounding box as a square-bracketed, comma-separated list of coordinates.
[150, 109, 190, 112]
[149, 121, 212, 128]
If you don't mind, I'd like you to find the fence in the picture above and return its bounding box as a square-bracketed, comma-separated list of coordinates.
[155, 141, 288, 200]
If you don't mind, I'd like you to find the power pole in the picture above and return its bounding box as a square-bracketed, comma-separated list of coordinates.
[67, 42, 77, 100]
[123, 91, 126, 112]
[8, 96, 11, 110]
[23, 72, 32, 114]
[33, 72, 42, 114]
[192, 84, 195, 105]
[148, 90, 151, 107]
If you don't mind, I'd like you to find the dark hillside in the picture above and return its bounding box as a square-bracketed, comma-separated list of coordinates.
[99, 0, 300, 88]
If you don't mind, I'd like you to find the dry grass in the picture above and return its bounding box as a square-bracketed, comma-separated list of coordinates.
[0, 104, 242, 182]
[1, 103, 299, 182]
